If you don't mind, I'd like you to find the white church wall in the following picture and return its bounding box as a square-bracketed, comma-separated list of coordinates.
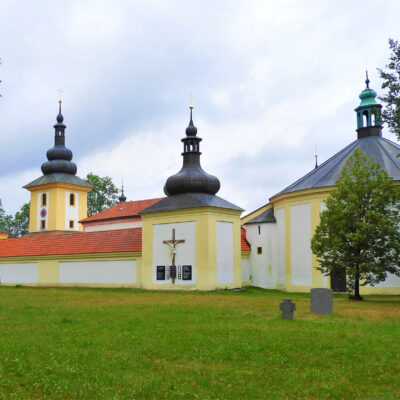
[0, 262, 38, 283]
[59, 260, 137, 284]
[216, 221, 234, 284]
[84, 220, 142, 232]
[290, 204, 312, 286]
[241, 258, 250, 283]
[246, 223, 277, 289]
[153, 222, 196, 284]
[275, 208, 286, 286]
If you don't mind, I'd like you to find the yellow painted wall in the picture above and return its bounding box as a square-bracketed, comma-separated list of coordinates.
[141, 207, 242, 290]
[27, 182, 91, 233]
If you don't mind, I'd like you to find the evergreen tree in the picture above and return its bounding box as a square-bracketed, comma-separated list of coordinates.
[378, 38, 400, 138]
[311, 148, 400, 300]
[85, 173, 119, 216]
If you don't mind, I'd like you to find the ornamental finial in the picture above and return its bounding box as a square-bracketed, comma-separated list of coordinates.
[189, 93, 194, 110]
[365, 71, 370, 89]
[314, 145, 318, 169]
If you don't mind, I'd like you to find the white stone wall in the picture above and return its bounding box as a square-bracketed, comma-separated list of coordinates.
[0, 262, 38, 283]
[59, 260, 137, 284]
[241, 258, 250, 283]
[246, 223, 277, 289]
[84, 220, 142, 232]
[65, 191, 79, 230]
[216, 221, 234, 284]
[153, 222, 196, 284]
[290, 203, 312, 286]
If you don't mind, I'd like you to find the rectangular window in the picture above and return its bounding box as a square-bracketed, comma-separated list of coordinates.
[69, 194, 75, 206]
[182, 265, 192, 281]
[41, 220, 46, 230]
[258, 225, 261, 235]
[157, 266, 165, 280]
[257, 247, 262, 255]
[42, 193, 47, 206]
[69, 220, 74, 229]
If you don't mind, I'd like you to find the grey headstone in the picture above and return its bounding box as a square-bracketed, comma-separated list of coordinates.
[280, 298, 296, 319]
[310, 288, 333, 314]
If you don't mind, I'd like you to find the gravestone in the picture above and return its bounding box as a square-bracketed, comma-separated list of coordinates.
[310, 288, 333, 314]
[280, 299, 296, 319]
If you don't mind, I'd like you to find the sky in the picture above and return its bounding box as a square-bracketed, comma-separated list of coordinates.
[0, 0, 399, 216]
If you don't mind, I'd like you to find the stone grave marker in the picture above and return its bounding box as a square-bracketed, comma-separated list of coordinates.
[280, 299, 296, 319]
[310, 288, 333, 314]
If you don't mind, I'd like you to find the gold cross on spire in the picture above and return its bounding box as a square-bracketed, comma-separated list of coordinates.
[189, 92, 194, 109]
[57, 88, 64, 103]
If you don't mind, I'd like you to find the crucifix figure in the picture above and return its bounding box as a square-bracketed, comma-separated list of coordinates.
[163, 228, 185, 283]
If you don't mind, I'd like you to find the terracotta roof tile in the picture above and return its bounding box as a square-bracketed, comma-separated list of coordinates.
[0, 228, 141, 258]
[241, 228, 251, 251]
[80, 198, 164, 223]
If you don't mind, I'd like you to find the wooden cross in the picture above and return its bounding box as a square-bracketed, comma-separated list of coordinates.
[163, 228, 185, 283]
[57, 87, 64, 102]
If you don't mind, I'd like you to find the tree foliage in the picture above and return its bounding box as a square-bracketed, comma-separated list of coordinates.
[85, 173, 119, 217]
[378, 38, 400, 138]
[0, 200, 30, 238]
[311, 148, 400, 300]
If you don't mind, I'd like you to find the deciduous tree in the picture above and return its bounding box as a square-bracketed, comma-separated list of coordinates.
[311, 148, 400, 300]
[85, 173, 119, 216]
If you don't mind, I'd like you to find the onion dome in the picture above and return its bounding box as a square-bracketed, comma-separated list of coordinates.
[119, 183, 127, 202]
[164, 105, 220, 196]
[41, 101, 77, 175]
[355, 71, 382, 136]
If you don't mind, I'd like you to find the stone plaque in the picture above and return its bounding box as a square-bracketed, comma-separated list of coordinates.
[280, 299, 296, 319]
[310, 288, 333, 314]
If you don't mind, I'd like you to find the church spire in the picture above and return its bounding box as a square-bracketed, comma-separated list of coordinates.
[163, 103, 220, 196]
[41, 100, 77, 175]
[354, 72, 383, 139]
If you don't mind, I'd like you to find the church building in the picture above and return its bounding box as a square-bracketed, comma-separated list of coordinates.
[0, 76, 399, 294]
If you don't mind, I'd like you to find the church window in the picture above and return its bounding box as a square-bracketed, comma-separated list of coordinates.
[41, 220, 46, 230]
[42, 193, 47, 206]
[69, 220, 74, 229]
[257, 246, 262, 255]
[69, 193, 75, 206]
[258, 225, 261, 235]
[371, 113, 376, 125]
[363, 111, 369, 127]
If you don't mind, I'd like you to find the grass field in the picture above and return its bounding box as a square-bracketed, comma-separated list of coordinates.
[0, 287, 399, 400]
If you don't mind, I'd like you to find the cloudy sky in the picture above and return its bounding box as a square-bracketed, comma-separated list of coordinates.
[0, 0, 399, 215]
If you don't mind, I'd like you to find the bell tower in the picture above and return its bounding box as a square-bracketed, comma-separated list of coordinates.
[24, 100, 92, 233]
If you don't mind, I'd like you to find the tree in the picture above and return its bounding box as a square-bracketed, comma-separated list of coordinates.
[85, 173, 119, 216]
[378, 38, 400, 138]
[0, 200, 29, 237]
[311, 148, 400, 300]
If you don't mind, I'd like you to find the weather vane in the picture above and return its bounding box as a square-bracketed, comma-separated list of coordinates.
[57, 88, 64, 103]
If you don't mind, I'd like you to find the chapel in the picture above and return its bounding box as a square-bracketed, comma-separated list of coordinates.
[0, 76, 400, 294]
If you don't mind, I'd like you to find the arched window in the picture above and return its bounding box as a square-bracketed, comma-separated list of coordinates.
[70, 193, 75, 206]
[371, 113, 376, 125]
[363, 111, 369, 127]
[42, 193, 47, 206]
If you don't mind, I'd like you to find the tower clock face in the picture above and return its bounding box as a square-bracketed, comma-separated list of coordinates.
[40, 208, 47, 218]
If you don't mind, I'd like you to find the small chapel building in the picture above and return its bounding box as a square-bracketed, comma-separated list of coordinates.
[242, 75, 400, 295]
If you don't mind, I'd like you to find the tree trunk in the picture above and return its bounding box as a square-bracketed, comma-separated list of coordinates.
[353, 265, 363, 300]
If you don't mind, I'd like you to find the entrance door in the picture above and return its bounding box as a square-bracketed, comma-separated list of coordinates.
[330, 270, 346, 292]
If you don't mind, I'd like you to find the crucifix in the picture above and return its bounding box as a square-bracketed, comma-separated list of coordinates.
[163, 228, 185, 283]
[189, 92, 194, 108]
[57, 87, 64, 103]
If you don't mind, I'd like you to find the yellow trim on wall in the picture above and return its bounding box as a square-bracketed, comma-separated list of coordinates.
[241, 203, 272, 226]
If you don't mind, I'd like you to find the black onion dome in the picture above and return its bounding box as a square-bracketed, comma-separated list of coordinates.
[164, 106, 220, 196]
[41, 101, 77, 176]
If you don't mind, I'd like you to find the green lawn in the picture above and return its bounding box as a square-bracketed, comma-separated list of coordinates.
[0, 287, 399, 399]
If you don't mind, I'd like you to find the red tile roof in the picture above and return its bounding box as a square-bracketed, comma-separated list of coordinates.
[241, 228, 251, 251]
[0, 228, 142, 258]
[0, 226, 250, 258]
[80, 198, 164, 223]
